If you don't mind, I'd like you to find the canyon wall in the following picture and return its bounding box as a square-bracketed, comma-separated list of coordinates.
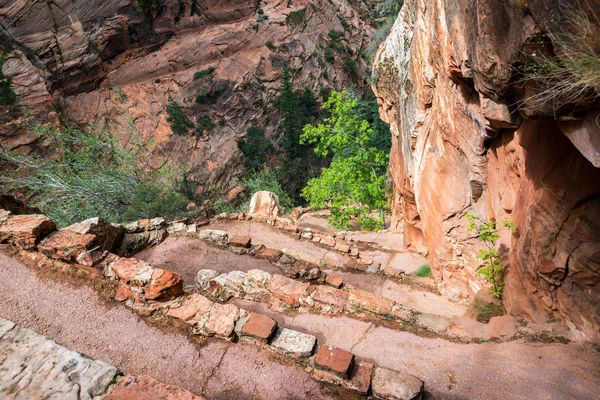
[0, 0, 374, 192]
[373, 0, 600, 342]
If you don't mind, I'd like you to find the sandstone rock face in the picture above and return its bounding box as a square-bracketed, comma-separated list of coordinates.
[0, 0, 375, 193]
[248, 191, 282, 219]
[373, 0, 600, 342]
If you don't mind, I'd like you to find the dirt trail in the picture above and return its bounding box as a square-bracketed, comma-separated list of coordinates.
[136, 236, 281, 283]
[139, 233, 461, 318]
[235, 300, 600, 400]
[0, 252, 337, 400]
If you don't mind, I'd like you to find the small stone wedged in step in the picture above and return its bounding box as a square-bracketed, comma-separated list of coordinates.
[197, 229, 229, 246]
[270, 328, 317, 358]
[314, 345, 355, 378]
[371, 367, 424, 400]
[238, 312, 277, 342]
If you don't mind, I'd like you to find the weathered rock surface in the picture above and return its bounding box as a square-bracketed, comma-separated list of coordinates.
[64, 217, 124, 252]
[0, 213, 56, 250]
[247, 191, 282, 219]
[373, 0, 600, 342]
[371, 367, 424, 400]
[270, 328, 317, 358]
[0, 317, 118, 399]
[105, 375, 205, 400]
[0, 0, 375, 196]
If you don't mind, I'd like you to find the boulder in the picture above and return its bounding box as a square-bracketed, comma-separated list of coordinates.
[38, 230, 99, 265]
[268, 274, 310, 307]
[0, 214, 56, 250]
[371, 367, 424, 400]
[348, 289, 394, 316]
[247, 191, 281, 219]
[167, 293, 213, 324]
[144, 268, 184, 300]
[63, 217, 123, 252]
[197, 229, 228, 246]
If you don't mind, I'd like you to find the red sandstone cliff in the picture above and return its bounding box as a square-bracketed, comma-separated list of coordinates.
[0, 0, 374, 191]
[372, 0, 600, 342]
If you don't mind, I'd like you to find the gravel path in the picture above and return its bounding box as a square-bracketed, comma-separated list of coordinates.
[235, 301, 600, 400]
[0, 252, 338, 400]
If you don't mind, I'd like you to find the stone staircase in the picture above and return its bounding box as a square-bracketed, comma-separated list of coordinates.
[0, 209, 428, 399]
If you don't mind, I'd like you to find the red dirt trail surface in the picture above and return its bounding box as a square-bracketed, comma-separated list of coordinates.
[1, 248, 600, 400]
[0, 252, 337, 400]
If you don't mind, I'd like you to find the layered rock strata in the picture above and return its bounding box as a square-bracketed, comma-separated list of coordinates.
[372, 0, 600, 342]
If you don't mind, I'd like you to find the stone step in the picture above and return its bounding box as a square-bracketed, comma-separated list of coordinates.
[0, 317, 204, 400]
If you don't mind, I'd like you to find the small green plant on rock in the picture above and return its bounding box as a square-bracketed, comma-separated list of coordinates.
[466, 214, 516, 298]
[414, 264, 433, 278]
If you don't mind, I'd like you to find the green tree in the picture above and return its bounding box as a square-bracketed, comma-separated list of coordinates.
[166, 99, 193, 135]
[300, 91, 389, 230]
[237, 125, 275, 173]
[0, 53, 17, 106]
[466, 214, 516, 298]
[277, 68, 322, 204]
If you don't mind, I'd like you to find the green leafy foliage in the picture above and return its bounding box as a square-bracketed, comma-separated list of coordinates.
[466, 214, 517, 298]
[166, 99, 193, 135]
[193, 67, 216, 80]
[0, 123, 193, 227]
[300, 91, 390, 231]
[414, 264, 433, 278]
[0, 54, 17, 106]
[237, 125, 275, 173]
[277, 68, 323, 204]
[242, 168, 293, 211]
[196, 115, 214, 132]
[286, 8, 307, 28]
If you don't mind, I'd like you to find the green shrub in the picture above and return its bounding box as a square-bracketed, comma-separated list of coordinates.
[266, 41, 277, 50]
[286, 8, 307, 28]
[519, 5, 600, 112]
[0, 54, 17, 106]
[243, 168, 293, 211]
[166, 99, 193, 135]
[237, 125, 275, 173]
[193, 67, 216, 80]
[328, 30, 344, 40]
[466, 214, 516, 298]
[324, 47, 335, 63]
[0, 123, 192, 227]
[197, 115, 215, 132]
[414, 264, 433, 278]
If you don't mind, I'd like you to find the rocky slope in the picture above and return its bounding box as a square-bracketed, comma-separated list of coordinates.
[373, 0, 600, 342]
[0, 0, 375, 193]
